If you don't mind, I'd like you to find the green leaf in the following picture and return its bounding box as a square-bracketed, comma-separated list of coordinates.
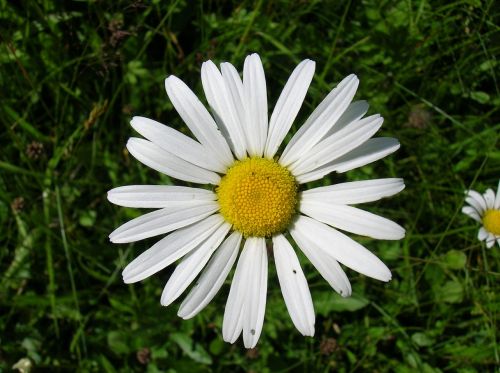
[3, 104, 52, 142]
[79, 210, 97, 227]
[411, 332, 434, 347]
[170, 333, 212, 365]
[470, 91, 490, 104]
[108, 297, 135, 315]
[479, 59, 497, 71]
[434, 281, 463, 304]
[99, 355, 117, 373]
[443, 250, 467, 270]
[315, 292, 369, 316]
[209, 338, 225, 356]
[107, 331, 130, 355]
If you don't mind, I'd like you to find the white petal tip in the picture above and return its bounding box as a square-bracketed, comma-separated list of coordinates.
[381, 272, 392, 282]
[303, 329, 315, 337]
[125, 137, 138, 149]
[345, 73, 358, 82]
[106, 191, 114, 202]
[164, 75, 179, 88]
[129, 117, 146, 133]
[108, 232, 123, 243]
[122, 275, 135, 284]
[393, 228, 406, 240]
[122, 267, 141, 284]
[130, 115, 144, 124]
[339, 290, 352, 298]
[161, 287, 181, 307]
[244, 341, 258, 349]
[222, 335, 238, 344]
[160, 298, 174, 307]
[304, 59, 316, 67]
[108, 234, 129, 244]
[176, 310, 190, 320]
[298, 324, 315, 337]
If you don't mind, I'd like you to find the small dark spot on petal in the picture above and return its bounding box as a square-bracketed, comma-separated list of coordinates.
[292, 269, 297, 274]
[251, 329, 255, 335]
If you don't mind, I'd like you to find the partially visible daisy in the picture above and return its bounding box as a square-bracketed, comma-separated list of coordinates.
[462, 180, 500, 248]
[108, 53, 405, 348]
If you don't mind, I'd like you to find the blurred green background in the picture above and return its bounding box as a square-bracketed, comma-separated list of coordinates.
[1, 0, 499, 372]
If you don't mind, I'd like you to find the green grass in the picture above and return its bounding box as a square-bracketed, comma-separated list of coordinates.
[1, 0, 499, 372]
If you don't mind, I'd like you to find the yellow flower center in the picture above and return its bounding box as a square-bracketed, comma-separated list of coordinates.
[216, 157, 298, 237]
[483, 209, 500, 235]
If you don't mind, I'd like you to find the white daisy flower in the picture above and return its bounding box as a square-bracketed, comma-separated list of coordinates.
[462, 180, 500, 248]
[108, 53, 406, 348]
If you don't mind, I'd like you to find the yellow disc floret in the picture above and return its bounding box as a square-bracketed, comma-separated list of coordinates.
[483, 209, 500, 235]
[217, 157, 298, 237]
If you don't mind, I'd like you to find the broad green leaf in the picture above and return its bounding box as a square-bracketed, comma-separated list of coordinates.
[107, 331, 130, 355]
[170, 333, 212, 365]
[443, 250, 467, 270]
[315, 292, 369, 316]
[470, 91, 489, 104]
[411, 332, 434, 347]
[434, 281, 463, 304]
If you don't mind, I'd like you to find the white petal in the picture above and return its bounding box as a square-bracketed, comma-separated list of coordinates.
[478, 226, 488, 241]
[222, 237, 268, 347]
[461, 206, 481, 222]
[465, 190, 487, 214]
[223, 242, 250, 344]
[243, 54, 268, 157]
[297, 137, 400, 183]
[280, 74, 359, 166]
[464, 197, 483, 215]
[483, 188, 495, 210]
[323, 100, 369, 138]
[333, 137, 400, 173]
[273, 235, 315, 336]
[160, 222, 231, 306]
[495, 180, 500, 209]
[264, 59, 315, 158]
[127, 138, 221, 185]
[122, 214, 224, 284]
[486, 233, 495, 248]
[301, 178, 405, 205]
[164, 75, 233, 166]
[130, 116, 226, 173]
[242, 237, 268, 348]
[300, 201, 405, 240]
[221, 62, 248, 158]
[290, 114, 383, 175]
[291, 215, 392, 282]
[178, 231, 242, 319]
[201, 61, 247, 159]
[289, 225, 351, 296]
[107, 185, 216, 208]
[109, 201, 219, 243]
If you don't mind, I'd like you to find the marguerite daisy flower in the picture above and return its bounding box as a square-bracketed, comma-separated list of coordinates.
[462, 180, 500, 248]
[108, 53, 405, 348]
